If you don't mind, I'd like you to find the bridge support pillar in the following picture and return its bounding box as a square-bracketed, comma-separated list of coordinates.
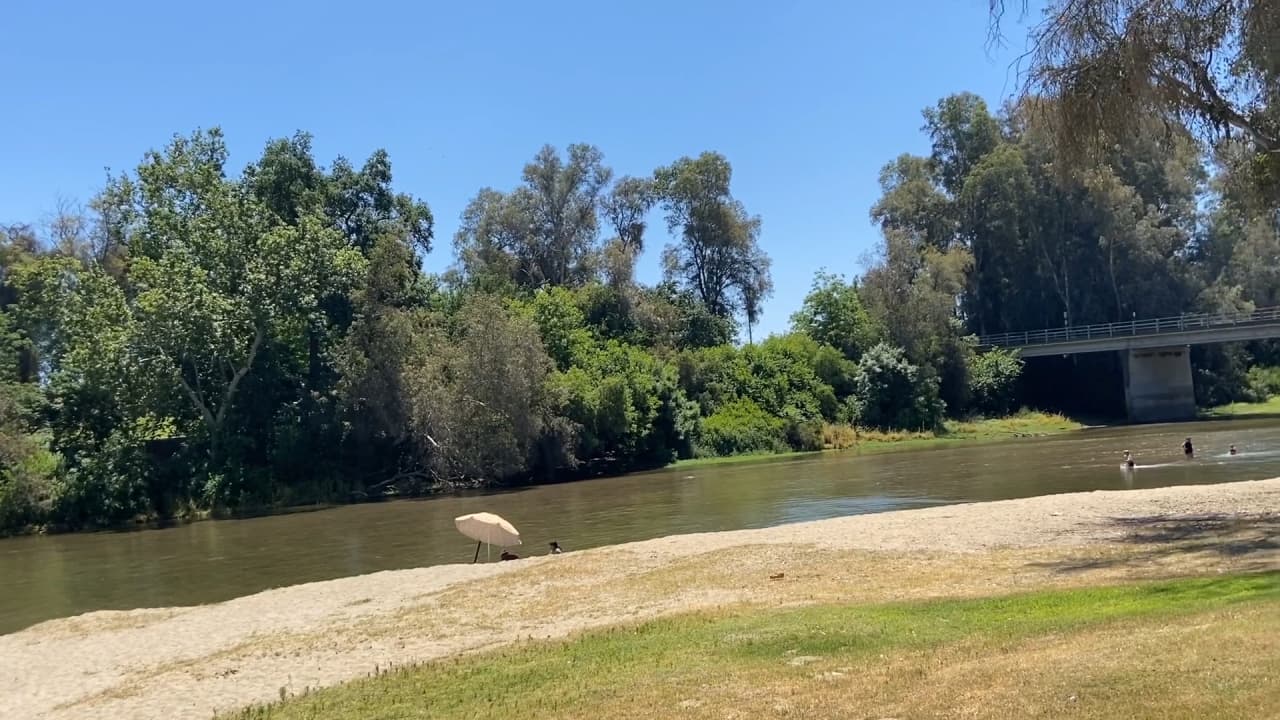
[1121, 346, 1195, 423]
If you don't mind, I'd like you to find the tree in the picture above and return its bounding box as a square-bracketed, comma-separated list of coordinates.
[654, 152, 774, 327]
[860, 229, 975, 414]
[455, 144, 612, 289]
[95, 130, 367, 470]
[791, 271, 879, 360]
[990, 1, 1280, 195]
[633, 282, 735, 350]
[924, 92, 1003, 196]
[526, 286, 593, 371]
[248, 133, 435, 255]
[601, 176, 655, 255]
[956, 143, 1037, 335]
[404, 295, 559, 482]
[870, 154, 955, 248]
[335, 234, 431, 482]
[1199, 140, 1280, 309]
[598, 176, 656, 290]
[553, 340, 698, 467]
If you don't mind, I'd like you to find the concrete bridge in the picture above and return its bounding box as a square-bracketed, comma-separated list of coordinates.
[978, 306, 1280, 422]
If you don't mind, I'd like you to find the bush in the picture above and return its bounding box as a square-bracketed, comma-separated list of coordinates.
[527, 287, 593, 371]
[679, 336, 837, 424]
[51, 430, 152, 528]
[1192, 344, 1250, 407]
[853, 343, 945, 431]
[967, 348, 1024, 416]
[1245, 366, 1280, 402]
[698, 399, 786, 456]
[784, 418, 825, 452]
[553, 341, 699, 467]
[0, 438, 58, 532]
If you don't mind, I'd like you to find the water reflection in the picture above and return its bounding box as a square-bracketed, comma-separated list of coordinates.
[3, 417, 1280, 634]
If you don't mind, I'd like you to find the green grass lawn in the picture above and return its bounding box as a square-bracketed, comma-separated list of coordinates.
[1205, 396, 1280, 418]
[227, 571, 1279, 720]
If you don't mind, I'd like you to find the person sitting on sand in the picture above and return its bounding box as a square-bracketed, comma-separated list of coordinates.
[500, 550, 519, 561]
[549, 541, 563, 554]
[1229, 444, 1238, 456]
[1182, 437, 1194, 458]
[1123, 450, 1135, 468]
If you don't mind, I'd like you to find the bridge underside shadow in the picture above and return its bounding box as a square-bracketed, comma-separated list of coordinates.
[983, 307, 1280, 424]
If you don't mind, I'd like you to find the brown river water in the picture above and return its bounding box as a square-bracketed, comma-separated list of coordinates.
[3, 417, 1280, 635]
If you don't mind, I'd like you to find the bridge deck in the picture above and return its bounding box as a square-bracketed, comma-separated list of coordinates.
[979, 306, 1280, 357]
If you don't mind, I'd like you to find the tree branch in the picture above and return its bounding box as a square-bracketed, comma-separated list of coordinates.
[1182, 63, 1277, 151]
[213, 328, 264, 428]
[175, 371, 217, 432]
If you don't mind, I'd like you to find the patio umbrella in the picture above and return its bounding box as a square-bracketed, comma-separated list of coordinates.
[454, 512, 521, 563]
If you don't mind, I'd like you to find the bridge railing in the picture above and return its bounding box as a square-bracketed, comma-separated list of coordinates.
[978, 305, 1280, 349]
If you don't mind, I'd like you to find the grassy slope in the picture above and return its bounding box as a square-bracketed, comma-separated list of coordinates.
[1206, 396, 1280, 418]
[672, 411, 1084, 469]
[229, 572, 1279, 720]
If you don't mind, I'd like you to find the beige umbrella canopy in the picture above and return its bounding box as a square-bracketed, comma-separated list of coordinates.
[455, 512, 521, 563]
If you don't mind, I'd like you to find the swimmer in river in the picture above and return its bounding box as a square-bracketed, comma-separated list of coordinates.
[1182, 437, 1194, 458]
[1229, 444, 1238, 456]
[1123, 450, 1135, 468]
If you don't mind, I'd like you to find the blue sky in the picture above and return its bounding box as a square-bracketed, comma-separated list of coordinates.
[1, 1, 1036, 338]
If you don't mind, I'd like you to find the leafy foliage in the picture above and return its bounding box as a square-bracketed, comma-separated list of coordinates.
[853, 343, 946, 432]
[698, 399, 787, 457]
[654, 153, 773, 335]
[991, 0, 1279, 190]
[1245, 365, 1280, 402]
[791, 272, 878, 360]
[967, 348, 1025, 416]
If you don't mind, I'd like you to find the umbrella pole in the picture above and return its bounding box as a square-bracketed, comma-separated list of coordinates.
[473, 541, 481, 564]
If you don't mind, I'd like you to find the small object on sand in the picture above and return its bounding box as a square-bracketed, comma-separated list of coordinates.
[769, 572, 785, 580]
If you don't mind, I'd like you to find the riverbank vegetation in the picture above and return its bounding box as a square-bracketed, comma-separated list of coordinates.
[2, 1, 1279, 534]
[228, 573, 1280, 720]
[669, 410, 1081, 469]
[1207, 397, 1280, 418]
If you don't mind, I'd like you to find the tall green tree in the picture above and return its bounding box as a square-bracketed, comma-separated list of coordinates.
[455, 144, 612, 289]
[94, 130, 368, 467]
[791, 271, 879, 360]
[654, 152, 773, 332]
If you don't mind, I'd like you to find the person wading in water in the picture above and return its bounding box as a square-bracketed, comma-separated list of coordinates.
[1182, 437, 1194, 459]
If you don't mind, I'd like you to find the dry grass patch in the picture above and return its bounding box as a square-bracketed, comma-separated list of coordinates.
[210, 518, 1276, 677]
[228, 572, 1280, 720]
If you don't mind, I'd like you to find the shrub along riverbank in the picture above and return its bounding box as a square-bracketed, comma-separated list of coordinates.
[671, 410, 1083, 469]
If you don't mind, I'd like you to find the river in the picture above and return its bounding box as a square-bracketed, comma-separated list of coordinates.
[4, 417, 1280, 635]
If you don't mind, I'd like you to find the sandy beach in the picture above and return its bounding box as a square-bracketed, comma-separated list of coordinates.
[2, 478, 1278, 720]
